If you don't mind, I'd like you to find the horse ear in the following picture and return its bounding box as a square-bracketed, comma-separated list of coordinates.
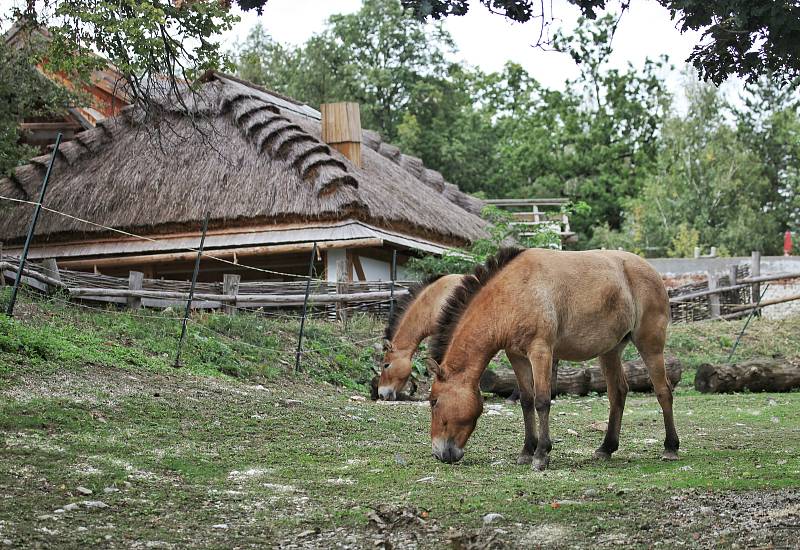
[426, 358, 445, 380]
[383, 339, 394, 352]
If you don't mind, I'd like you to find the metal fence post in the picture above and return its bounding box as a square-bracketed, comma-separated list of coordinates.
[174, 211, 210, 368]
[5, 133, 62, 317]
[295, 242, 317, 373]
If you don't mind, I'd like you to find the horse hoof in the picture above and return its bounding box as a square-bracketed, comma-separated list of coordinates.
[517, 454, 533, 465]
[661, 450, 679, 461]
[593, 450, 612, 460]
[532, 456, 549, 471]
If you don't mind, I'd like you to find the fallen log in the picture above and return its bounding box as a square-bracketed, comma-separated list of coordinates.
[479, 357, 683, 397]
[694, 358, 800, 393]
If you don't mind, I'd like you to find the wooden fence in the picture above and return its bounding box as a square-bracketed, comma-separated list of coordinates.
[3, 254, 800, 323]
[0, 257, 410, 319]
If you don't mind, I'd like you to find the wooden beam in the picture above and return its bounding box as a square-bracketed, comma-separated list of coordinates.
[57, 238, 383, 271]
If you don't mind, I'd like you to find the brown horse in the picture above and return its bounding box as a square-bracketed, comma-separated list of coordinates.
[378, 274, 560, 407]
[377, 274, 465, 400]
[427, 248, 678, 470]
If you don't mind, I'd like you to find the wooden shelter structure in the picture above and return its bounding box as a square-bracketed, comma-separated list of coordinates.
[0, 72, 488, 283]
[3, 21, 130, 151]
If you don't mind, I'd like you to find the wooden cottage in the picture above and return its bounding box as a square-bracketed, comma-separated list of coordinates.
[0, 72, 490, 284]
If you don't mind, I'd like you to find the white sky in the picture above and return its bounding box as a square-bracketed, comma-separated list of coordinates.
[221, 0, 726, 100]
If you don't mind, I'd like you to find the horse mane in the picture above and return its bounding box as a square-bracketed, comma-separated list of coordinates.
[383, 274, 447, 345]
[429, 247, 525, 364]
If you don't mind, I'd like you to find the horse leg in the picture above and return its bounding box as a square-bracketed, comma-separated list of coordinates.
[593, 344, 629, 460]
[551, 359, 560, 400]
[506, 352, 536, 465]
[634, 343, 679, 460]
[527, 342, 553, 471]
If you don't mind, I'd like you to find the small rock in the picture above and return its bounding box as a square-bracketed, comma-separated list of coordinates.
[82, 500, 108, 509]
[2, 540, 12, 546]
[54, 509, 65, 514]
[679, 465, 693, 471]
[566, 429, 579, 436]
[103, 487, 119, 494]
[212, 524, 228, 530]
[699, 506, 713, 515]
[486, 409, 502, 416]
[282, 399, 303, 408]
[777, 459, 787, 465]
[643, 438, 658, 445]
[63, 503, 80, 512]
[416, 476, 435, 483]
[482, 513, 503, 525]
[123, 481, 132, 488]
[590, 421, 608, 432]
[349, 395, 366, 402]
[394, 454, 407, 466]
[770, 417, 780, 424]
[583, 488, 599, 497]
[76, 486, 93, 496]
[767, 398, 777, 406]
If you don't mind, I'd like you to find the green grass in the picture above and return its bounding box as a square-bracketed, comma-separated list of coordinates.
[1, 290, 799, 547]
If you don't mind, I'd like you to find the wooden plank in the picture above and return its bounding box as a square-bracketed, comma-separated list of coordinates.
[40, 258, 61, 293]
[67, 287, 408, 304]
[350, 253, 367, 282]
[708, 272, 720, 318]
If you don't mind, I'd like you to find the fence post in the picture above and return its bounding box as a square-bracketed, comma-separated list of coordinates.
[174, 211, 210, 368]
[388, 249, 397, 320]
[40, 258, 61, 294]
[0, 242, 4, 290]
[223, 274, 240, 315]
[5, 133, 62, 317]
[708, 272, 720, 318]
[336, 258, 349, 325]
[128, 271, 144, 310]
[295, 242, 317, 373]
[750, 250, 761, 306]
[729, 264, 738, 287]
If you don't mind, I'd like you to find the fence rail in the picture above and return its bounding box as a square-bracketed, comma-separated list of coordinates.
[3, 255, 800, 323]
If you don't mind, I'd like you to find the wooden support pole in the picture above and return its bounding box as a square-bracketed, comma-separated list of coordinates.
[40, 258, 61, 294]
[729, 264, 738, 286]
[0, 243, 4, 289]
[751, 250, 761, 310]
[222, 274, 240, 315]
[388, 249, 397, 320]
[128, 271, 144, 310]
[295, 242, 317, 373]
[708, 272, 720, 318]
[336, 258, 348, 325]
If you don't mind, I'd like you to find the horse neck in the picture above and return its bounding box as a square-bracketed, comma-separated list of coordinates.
[391, 286, 444, 356]
[442, 301, 503, 384]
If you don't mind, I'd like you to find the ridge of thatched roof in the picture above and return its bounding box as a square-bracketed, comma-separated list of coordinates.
[0, 71, 486, 248]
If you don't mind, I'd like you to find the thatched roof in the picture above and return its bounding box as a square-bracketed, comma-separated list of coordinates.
[0, 72, 486, 248]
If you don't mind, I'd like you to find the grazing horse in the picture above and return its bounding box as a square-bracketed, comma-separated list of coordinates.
[377, 274, 465, 400]
[427, 248, 679, 470]
[378, 274, 560, 404]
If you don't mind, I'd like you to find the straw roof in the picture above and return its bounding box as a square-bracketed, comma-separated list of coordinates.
[0, 72, 486, 248]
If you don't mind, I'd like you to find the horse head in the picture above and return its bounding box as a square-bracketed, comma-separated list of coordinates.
[427, 358, 483, 463]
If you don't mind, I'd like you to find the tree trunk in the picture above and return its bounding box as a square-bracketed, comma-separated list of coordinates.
[479, 357, 683, 397]
[695, 359, 800, 393]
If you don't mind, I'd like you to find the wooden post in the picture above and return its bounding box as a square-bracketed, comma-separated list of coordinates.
[336, 259, 349, 326]
[223, 274, 240, 315]
[708, 272, 720, 318]
[0, 242, 5, 289]
[321, 102, 362, 167]
[40, 258, 61, 293]
[729, 264, 738, 287]
[128, 271, 144, 310]
[750, 251, 761, 310]
[388, 250, 397, 320]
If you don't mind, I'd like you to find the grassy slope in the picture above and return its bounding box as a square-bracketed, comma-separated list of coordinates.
[1, 290, 799, 548]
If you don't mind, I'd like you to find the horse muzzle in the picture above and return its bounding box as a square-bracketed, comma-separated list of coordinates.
[432, 438, 464, 463]
[377, 386, 397, 401]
